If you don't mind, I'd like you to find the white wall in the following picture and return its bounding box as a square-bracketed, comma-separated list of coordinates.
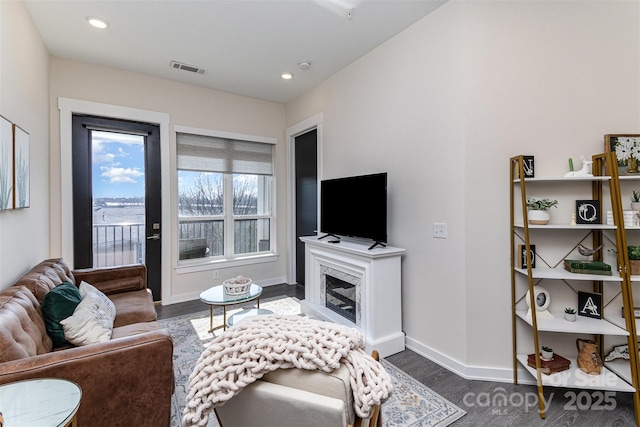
[48, 58, 288, 302]
[3, 0, 639, 381]
[287, 0, 640, 378]
[0, 1, 50, 290]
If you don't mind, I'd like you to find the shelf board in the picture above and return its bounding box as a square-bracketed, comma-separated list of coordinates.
[606, 359, 635, 385]
[514, 176, 611, 183]
[514, 223, 617, 230]
[515, 267, 622, 282]
[516, 309, 629, 335]
[517, 354, 635, 392]
[606, 315, 640, 332]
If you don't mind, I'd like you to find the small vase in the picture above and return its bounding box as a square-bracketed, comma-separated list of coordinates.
[564, 312, 577, 322]
[541, 350, 554, 361]
[629, 157, 638, 173]
[528, 210, 550, 225]
[632, 202, 640, 211]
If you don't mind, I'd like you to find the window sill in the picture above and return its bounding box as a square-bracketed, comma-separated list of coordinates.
[175, 253, 279, 275]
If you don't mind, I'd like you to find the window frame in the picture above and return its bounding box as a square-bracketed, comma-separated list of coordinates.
[174, 125, 277, 274]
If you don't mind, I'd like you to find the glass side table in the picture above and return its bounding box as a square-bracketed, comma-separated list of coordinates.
[0, 378, 81, 427]
[199, 283, 263, 332]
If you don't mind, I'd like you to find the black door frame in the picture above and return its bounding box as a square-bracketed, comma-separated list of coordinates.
[294, 129, 318, 285]
[287, 114, 322, 285]
[71, 114, 162, 300]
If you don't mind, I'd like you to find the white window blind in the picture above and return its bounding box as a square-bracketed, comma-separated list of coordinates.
[177, 132, 273, 175]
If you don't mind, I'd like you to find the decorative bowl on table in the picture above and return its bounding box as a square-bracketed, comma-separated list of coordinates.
[223, 276, 252, 296]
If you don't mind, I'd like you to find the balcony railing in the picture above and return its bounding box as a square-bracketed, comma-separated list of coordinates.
[93, 223, 145, 267]
[93, 218, 271, 266]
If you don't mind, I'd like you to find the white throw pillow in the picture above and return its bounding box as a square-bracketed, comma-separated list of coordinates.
[79, 280, 116, 321]
[60, 293, 114, 346]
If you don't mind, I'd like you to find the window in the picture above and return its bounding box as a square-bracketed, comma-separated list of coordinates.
[177, 130, 274, 264]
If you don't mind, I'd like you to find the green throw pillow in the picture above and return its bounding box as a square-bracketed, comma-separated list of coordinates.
[42, 281, 82, 347]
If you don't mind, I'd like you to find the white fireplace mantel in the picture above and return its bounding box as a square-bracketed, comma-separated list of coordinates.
[299, 236, 406, 358]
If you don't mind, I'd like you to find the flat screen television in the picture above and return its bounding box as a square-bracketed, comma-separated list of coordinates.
[320, 172, 387, 246]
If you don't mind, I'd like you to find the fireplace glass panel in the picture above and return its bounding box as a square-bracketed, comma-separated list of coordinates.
[325, 275, 356, 322]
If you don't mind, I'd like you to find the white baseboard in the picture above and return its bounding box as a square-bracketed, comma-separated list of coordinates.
[405, 336, 516, 384]
[166, 276, 287, 305]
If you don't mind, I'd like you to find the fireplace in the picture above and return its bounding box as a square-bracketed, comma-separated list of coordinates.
[300, 236, 405, 358]
[322, 267, 360, 324]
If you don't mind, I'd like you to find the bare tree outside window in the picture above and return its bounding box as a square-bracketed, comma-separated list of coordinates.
[178, 172, 271, 260]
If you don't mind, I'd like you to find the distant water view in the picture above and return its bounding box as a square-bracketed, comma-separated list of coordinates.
[93, 198, 145, 225]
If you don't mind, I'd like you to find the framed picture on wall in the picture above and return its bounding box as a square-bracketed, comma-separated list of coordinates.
[0, 115, 13, 211]
[605, 134, 640, 176]
[13, 124, 29, 208]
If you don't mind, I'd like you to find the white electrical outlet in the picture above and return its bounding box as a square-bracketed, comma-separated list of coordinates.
[213, 270, 220, 279]
[433, 223, 448, 239]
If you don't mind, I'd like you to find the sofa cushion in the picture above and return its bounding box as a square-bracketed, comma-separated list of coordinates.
[42, 281, 82, 347]
[109, 289, 157, 327]
[60, 293, 115, 346]
[14, 258, 75, 304]
[110, 321, 161, 339]
[0, 286, 52, 362]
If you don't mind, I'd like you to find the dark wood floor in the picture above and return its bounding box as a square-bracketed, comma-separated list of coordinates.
[157, 284, 638, 426]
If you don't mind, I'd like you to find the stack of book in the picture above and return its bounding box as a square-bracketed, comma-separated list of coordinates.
[606, 210, 636, 227]
[564, 259, 612, 276]
[527, 353, 571, 375]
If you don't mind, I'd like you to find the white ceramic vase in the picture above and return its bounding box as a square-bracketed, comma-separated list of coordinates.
[564, 312, 577, 322]
[529, 209, 550, 225]
[632, 202, 640, 211]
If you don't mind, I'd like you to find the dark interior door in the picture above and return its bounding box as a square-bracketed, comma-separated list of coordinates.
[295, 129, 318, 285]
[71, 114, 162, 300]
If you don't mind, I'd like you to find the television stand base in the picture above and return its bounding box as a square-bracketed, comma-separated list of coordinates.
[319, 233, 340, 241]
[368, 241, 386, 250]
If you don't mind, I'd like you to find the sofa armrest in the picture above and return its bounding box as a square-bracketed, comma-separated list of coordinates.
[0, 329, 174, 427]
[72, 264, 146, 295]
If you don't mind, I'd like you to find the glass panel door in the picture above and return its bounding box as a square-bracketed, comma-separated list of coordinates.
[91, 131, 146, 267]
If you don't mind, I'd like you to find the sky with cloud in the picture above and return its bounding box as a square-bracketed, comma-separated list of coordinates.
[92, 131, 145, 198]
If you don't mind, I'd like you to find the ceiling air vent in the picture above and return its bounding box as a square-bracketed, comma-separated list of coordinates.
[170, 60, 206, 75]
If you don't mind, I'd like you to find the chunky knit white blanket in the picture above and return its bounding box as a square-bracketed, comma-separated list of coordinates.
[183, 314, 392, 427]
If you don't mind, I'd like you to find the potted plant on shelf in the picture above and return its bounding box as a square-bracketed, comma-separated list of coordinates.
[628, 246, 640, 276]
[526, 197, 558, 225]
[631, 191, 640, 211]
[564, 307, 577, 322]
[541, 346, 554, 360]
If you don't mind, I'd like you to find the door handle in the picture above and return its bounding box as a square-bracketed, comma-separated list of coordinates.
[146, 233, 160, 240]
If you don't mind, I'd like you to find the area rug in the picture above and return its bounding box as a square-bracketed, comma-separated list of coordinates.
[159, 296, 466, 427]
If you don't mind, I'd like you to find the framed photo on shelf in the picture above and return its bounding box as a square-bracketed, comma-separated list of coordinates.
[0, 115, 13, 211]
[578, 291, 602, 319]
[576, 200, 600, 224]
[605, 134, 640, 176]
[13, 124, 29, 209]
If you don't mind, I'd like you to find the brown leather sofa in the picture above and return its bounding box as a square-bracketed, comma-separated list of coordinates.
[0, 258, 174, 427]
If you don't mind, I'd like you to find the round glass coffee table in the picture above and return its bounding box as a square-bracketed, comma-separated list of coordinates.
[200, 283, 263, 332]
[0, 378, 82, 426]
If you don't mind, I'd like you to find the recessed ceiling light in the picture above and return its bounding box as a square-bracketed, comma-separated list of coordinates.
[298, 61, 311, 70]
[86, 16, 109, 29]
[281, 72, 294, 80]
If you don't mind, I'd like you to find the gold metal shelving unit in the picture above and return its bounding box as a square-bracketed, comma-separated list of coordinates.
[510, 152, 640, 424]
